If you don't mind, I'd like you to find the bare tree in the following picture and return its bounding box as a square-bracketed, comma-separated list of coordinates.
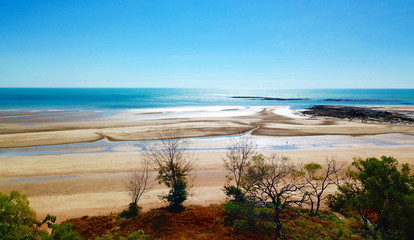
[143, 129, 195, 211]
[223, 134, 256, 201]
[123, 159, 152, 206]
[302, 157, 345, 214]
[242, 154, 308, 239]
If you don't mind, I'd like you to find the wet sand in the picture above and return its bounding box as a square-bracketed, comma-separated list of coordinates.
[0, 106, 413, 222]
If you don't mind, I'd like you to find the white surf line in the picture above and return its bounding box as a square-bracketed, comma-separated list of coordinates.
[273, 106, 307, 119]
[114, 106, 264, 120]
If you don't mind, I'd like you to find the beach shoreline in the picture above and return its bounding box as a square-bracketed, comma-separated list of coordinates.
[1, 105, 413, 222]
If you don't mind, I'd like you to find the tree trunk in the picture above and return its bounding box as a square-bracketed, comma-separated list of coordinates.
[310, 198, 314, 213]
[358, 209, 378, 239]
[274, 211, 282, 239]
[315, 195, 321, 214]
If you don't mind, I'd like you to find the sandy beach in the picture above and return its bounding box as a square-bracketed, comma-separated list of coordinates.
[1, 106, 413, 222]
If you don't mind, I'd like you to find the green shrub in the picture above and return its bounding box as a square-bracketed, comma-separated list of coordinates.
[223, 201, 272, 236]
[0, 191, 37, 240]
[0, 191, 81, 240]
[223, 185, 245, 202]
[49, 223, 81, 240]
[94, 230, 152, 240]
[164, 179, 187, 212]
[120, 203, 141, 219]
[330, 156, 414, 239]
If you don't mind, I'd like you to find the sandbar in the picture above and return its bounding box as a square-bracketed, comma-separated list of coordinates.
[0, 105, 413, 222]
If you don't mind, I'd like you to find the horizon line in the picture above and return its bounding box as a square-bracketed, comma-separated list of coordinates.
[1, 87, 413, 90]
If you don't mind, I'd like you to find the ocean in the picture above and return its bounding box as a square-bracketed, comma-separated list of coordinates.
[0, 88, 413, 110]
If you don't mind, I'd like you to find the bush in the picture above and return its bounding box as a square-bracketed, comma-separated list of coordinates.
[0, 191, 37, 240]
[48, 223, 81, 240]
[223, 185, 245, 202]
[94, 230, 152, 240]
[223, 201, 272, 237]
[120, 203, 141, 219]
[164, 179, 187, 212]
[0, 191, 81, 240]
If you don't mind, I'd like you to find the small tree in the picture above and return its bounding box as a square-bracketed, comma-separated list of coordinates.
[302, 158, 345, 215]
[242, 154, 308, 239]
[223, 134, 256, 201]
[0, 191, 37, 239]
[143, 129, 195, 211]
[329, 156, 414, 239]
[0, 191, 80, 240]
[123, 159, 152, 217]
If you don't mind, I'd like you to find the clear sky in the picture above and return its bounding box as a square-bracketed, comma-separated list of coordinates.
[0, 0, 413, 88]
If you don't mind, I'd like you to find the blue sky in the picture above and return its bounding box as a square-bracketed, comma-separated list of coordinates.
[0, 0, 413, 88]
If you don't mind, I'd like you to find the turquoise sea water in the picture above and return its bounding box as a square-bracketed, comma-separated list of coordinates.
[0, 88, 413, 110]
[1, 88, 414, 158]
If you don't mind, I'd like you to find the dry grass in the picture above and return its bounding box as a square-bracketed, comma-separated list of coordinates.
[64, 205, 365, 240]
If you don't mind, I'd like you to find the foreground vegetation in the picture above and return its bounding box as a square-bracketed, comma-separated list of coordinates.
[2, 156, 413, 239]
[1, 131, 413, 239]
[0, 191, 81, 240]
[0, 190, 364, 240]
[64, 204, 365, 240]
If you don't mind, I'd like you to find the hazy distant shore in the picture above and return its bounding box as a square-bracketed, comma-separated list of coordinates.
[1, 105, 414, 222]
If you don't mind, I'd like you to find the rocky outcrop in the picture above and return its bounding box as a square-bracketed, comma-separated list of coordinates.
[302, 105, 414, 125]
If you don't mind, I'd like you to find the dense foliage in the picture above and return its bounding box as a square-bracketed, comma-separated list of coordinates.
[94, 230, 152, 240]
[329, 156, 414, 240]
[224, 201, 366, 240]
[47, 223, 81, 240]
[0, 191, 38, 240]
[120, 203, 140, 219]
[0, 191, 80, 240]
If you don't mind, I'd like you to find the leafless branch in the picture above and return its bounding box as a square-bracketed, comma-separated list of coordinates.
[123, 159, 152, 205]
[302, 157, 346, 214]
[223, 134, 256, 190]
[142, 129, 196, 208]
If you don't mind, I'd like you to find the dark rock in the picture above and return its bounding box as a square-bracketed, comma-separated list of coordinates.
[302, 105, 414, 125]
[230, 96, 310, 101]
[261, 97, 310, 101]
[231, 96, 263, 99]
[323, 99, 378, 102]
